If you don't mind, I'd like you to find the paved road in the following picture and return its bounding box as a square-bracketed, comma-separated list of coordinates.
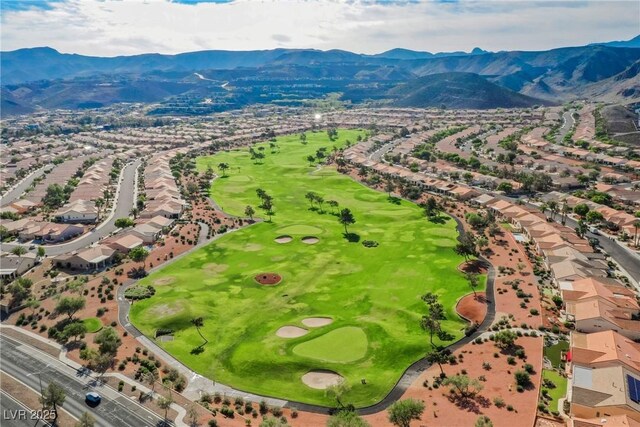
[3, 160, 140, 256]
[556, 110, 575, 143]
[0, 334, 164, 427]
[0, 165, 54, 207]
[0, 391, 51, 427]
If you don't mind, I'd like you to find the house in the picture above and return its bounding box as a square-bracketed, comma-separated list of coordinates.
[54, 245, 115, 270]
[54, 200, 98, 223]
[129, 222, 162, 244]
[144, 215, 175, 230]
[569, 331, 640, 422]
[104, 233, 144, 254]
[569, 415, 640, 427]
[9, 199, 38, 214]
[0, 252, 37, 281]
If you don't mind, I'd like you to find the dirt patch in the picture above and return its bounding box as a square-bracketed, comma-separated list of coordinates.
[244, 243, 263, 252]
[203, 263, 229, 274]
[275, 235, 293, 244]
[153, 276, 176, 286]
[254, 272, 282, 286]
[301, 236, 320, 244]
[456, 292, 487, 324]
[458, 260, 488, 274]
[276, 325, 308, 338]
[301, 317, 333, 328]
[301, 370, 344, 390]
[148, 302, 185, 317]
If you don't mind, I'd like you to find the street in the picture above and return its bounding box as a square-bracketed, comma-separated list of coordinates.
[0, 165, 54, 207]
[2, 160, 140, 256]
[0, 391, 50, 427]
[0, 334, 164, 427]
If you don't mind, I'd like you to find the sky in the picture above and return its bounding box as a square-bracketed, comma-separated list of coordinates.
[1, 0, 638, 56]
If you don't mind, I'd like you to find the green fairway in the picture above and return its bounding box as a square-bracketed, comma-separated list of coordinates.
[130, 130, 483, 407]
[83, 317, 102, 333]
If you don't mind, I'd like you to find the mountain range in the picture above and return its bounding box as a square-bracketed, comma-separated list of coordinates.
[1, 35, 639, 115]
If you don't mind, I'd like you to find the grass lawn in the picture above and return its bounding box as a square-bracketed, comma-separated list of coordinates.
[130, 130, 484, 407]
[544, 340, 569, 369]
[542, 369, 567, 412]
[83, 317, 102, 333]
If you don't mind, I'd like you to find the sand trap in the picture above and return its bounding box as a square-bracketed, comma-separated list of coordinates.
[301, 317, 333, 328]
[301, 236, 319, 244]
[203, 263, 229, 274]
[274, 235, 293, 244]
[301, 370, 344, 390]
[276, 326, 308, 338]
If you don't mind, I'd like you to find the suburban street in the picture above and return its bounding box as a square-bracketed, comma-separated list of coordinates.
[3, 160, 140, 256]
[556, 109, 575, 143]
[0, 164, 54, 207]
[0, 334, 164, 427]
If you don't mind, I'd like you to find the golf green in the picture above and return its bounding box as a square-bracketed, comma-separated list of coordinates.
[130, 129, 484, 407]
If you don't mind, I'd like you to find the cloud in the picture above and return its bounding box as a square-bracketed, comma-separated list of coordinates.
[1, 0, 637, 56]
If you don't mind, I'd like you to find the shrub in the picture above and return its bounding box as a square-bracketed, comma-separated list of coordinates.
[493, 397, 505, 408]
[514, 370, 531, 388]
[530, 308, 539, 315]
[523, 363, 535, 374]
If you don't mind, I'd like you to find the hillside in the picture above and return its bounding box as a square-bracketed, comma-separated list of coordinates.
[387, 72, 549, 109]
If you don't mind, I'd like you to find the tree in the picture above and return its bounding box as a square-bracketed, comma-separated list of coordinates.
[387, 399, 425, 427]
[218, 162, 229, 177]
[25, 297, 40, 315]
[316, 195, 325, 213]
[0, 225, 9, 239]
[586, 210, 604, 224]
[94, 198, 104, 220]
[476, 236, 488, 253]
[11, 245, 27, 256]
[548, 201, 559, 220]
[129, 246, 149, 268]
[305, 191, 318, 208]
[42, 184, 67, 209]
[385, 180, 395, 197]
[8, 278, 31, 306]
[634, 220, 640, 247]
[55, 296, 86, 320]
[94, 327, 121, 355]
[338, 208, 356, 234]
[442, 374, 483, 398]
[187, 403, 199, 427]
[327, 409, 371, 427]
[191, 317, 208, 346]
[62, 321, 87, 342]
[454, 233, 478, 262]
[464, 272, 480, 298]
[260, 417, 288, 427]
[114, 217, 134, 228]
[420, 292, 445, 347]
[423, 197, 440, 218]
[426, 349, 449, 375]
[573, 203, 590, 217]
[40, 382, 66, 422]
[37, 246, 46, 258]
[325, 380, 351, 408]
[75, 412, 96, 427]
[494, 330, 518, 350]
[475, 415, 493, 427]
[306, 155, 315, 166]
[142, 369, 159, 395]
[261, 197, 274, 221]
[157, 395, 174, 422]
[129, 207, 139, 219]
[514, 370, 532, 387]
[244, 205, 255, 221]
[300, 133, 307, 144]
[496, 182, 513, 194]
[328, 200, 339, 214]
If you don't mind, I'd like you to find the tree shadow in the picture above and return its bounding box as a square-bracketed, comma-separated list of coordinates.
[343, 232, 361, 243]
[428, 215, 448, 224]
[190, 346, 205, 355]
[387, 196, 401, 205]
[447, 394, 481, 414]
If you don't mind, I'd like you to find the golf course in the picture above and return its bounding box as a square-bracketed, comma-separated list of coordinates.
[129, 129, 484, 407]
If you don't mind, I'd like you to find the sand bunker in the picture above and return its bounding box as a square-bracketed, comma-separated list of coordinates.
[301, 370, 344, 390]
[274, 235, 293, 244]
[301, 317, 333, 328]
[301, 236, 319, 244]
[254, 273, 282, 286]
[276, 326, 308, 338]
[153, 277, 175, 286]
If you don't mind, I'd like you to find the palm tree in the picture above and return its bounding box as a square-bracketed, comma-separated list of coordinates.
[218, 162, 229, 177]
[561, 201, 569, 225]
[191, 317, 208, 346]
[328, 200, 339, 214]
[548, 201, 559, 220]
[338, 208, 355, 234]
[316, 195, 325, 213]
[94, 198, 104, 220]
[129, 207, 139, 219]
[305, 191, 317, 208]
[385, 179, 395, 197]
[306, 155, 315, 166]
[634, 220, 640, 247]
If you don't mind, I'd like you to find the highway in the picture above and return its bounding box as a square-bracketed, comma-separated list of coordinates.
[0, 164, 54, 207]
[3, 160, 140, 256]
[0, 334, 164, 427]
